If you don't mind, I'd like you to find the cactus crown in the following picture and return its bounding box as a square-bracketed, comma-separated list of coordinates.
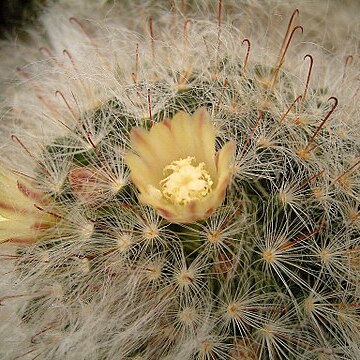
[0, 1, 359, 359]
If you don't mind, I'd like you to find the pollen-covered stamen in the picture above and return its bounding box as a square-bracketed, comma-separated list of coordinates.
[262, 249, 276, 264]
[160, 156, 213, 205]
[177, 269, 195, 287]
[178, 307, 198, 325]
[116, 233, 133, 252]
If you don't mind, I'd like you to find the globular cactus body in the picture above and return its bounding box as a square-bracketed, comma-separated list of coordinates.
[0, 1, 359, 359]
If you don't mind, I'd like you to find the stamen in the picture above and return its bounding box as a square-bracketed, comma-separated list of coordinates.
[298, 97, 338, 158]
[240, 111, 263, 157]
[216, 0, 223, 64]
[217, 0, 223, 42]
[276, 228, 321, 252]
[63, 49, 76, 69]
[11, 135, 49, 175]
[182, 0, 186, 16]
[279, 95, 302, 124]
[86, 132, 97, 149]
[147, 88, 153, 125]
[69, 16, 92, 41]
[241, 38, 251, 71]
[149, 17, 155, 61]
[171, 1, 177, 34]
[55, 90, 77, 121]
[332, 156, 360, 185]
[131, 73, 142, 98]
[308, 96, 338, 144]
[39, 47, 55, 59]
[297, 169, 325, 190]
[132, 43, 140, 83]
[17, 181, 42, 201]
[271, 25, 303, 90]
[342, 55, 353, 82]
[178, 66, 191, 87]
[161, 157, 213, 205]
[31, 324, 58, 344]
[215, 77, 228, 111]
[16, 67, 56, 112]
[183, 19, 192, 47]
[218, 201, 244, 232]
[276, 9, 299, 68]
[34, 204, 63, 221]
[303, 54, 313, 102]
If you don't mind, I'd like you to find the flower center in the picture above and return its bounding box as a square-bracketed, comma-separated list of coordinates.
[160, 156, 213, 205]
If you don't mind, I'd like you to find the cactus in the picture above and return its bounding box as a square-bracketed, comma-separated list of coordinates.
[0, 1, 359, 359]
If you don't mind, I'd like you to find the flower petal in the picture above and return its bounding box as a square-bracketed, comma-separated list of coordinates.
[170, 108, 217, 177]
[170, 111, 197, 158]
[191, 108, 217, 169]
[125, 153, 160, 189]
[0, 167, 56, 244]
[216, 141, 236, 177]
[130, 123, 181, 170]
[203, 141, 236, 209]
[126, 109, 235, 224]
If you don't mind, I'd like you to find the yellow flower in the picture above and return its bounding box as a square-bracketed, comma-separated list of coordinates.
[126, 108, 235, 223]
[0, 167, 55, 244]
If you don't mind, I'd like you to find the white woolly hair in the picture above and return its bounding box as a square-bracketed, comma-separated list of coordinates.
[0, 1, 359, 359]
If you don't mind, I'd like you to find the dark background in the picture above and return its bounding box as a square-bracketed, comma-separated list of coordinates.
[0, 0, 46, 37]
